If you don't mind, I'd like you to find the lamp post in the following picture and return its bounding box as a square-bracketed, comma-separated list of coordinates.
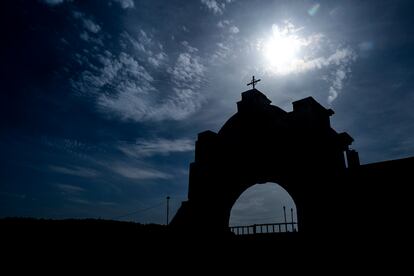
[166, 196, 170, 225]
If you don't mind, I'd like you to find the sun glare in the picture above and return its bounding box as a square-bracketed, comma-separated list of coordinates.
[260, 23, 306, 75]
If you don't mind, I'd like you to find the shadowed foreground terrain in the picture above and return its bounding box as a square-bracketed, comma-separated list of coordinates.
[1, 217, 409, 270]
[1, 217, 167, 243]
[1, 217, 305, 250]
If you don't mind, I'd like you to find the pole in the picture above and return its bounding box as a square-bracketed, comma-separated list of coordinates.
[166, 196, 170, 225]
[283, 206, 287, 232]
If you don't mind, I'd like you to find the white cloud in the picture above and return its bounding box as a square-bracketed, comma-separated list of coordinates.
[168, 51, 205, 89]
[148, 52, 167, 67]
[73, 51, 155, 97]
[93, 52, 157, 120]
[68, 197, 92, 205]
[217, 20, 230, 28]
[41, 0, 71, 5]
[112, 0, 135, 9]
[122, 32, 146, 52]
[99, 87, 203, 121]
[82, 18, 101, 33]
[201, 0, 235, 15]
[42, 137, 91, 153]
[118, 138, 194, 158]
[73, 12, 101, 33]
[290, 48, 356, 73]
[210, 42, 230, 63]
[111, 165, 172, 180]
[49, 165, 99, 178]
[56, 184, 86, 193]
[301, 48, 356, 103]
[80, 32, 90, 41]
[79, 32, 104, 45]
[303, 48, 356, 103]
[217, 20, 239, 34]
[72, 11, 103, 44]
[132, 29, 152, 51]
[72, 29, 205, 122]
[162, 88, 203, 119]
[74, 49, 204, 121]
[328, 67, 347, 103]
[229, 25, 239, 34]
[181, 41, 198, 53]
[122, 31, 167, 68]
[201, 0, 225, 15]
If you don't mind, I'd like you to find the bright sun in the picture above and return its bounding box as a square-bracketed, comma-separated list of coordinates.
[261, 23, 305, 75]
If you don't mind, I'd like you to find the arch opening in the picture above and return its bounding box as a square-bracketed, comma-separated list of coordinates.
[229, 182, 298, 235]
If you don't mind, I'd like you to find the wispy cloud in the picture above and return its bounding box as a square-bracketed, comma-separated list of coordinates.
[67, 197, 92, 205]
[118, 138, 194, 158]
[122, 30, 167, 68]
[210, 42, 232, 65]
[217, 20, 239, 34]
[72, 30, 205, 122]
[72, 11, 103, 44]
[168, 51, 205, 89]
[217, 20, 230, 28]
[111, 164, 172, 180]
[41, 0, 71, 5]
[201, 0, 225, 15]
[180, 41, 198, 53]
[74, 50, 157, 120]
[82, 18, 101, 34]
[295, 48, 356, 72]
[42, 137, 92, 153]
[229, 26, 239, 34]
[201, 0, 235, 15]
[328, 66, 348, 103]
[112, 0, 135, 9]
[293, 47, 356, 103]
[100, 40, 205, 121]
[56, 183, 86, 193]
[49, 165, 99, 178]
[148, 52, 167, 68]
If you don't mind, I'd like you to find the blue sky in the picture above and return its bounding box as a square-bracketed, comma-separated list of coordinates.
[1, 0, 414, 225]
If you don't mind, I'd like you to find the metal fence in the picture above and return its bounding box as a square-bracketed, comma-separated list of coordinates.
[229, 222, 298, 235]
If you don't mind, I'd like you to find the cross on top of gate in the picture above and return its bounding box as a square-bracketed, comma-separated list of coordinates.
[247, 75, 261, 89]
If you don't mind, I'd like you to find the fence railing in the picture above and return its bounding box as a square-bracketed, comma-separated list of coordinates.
[229, 222, 298, 235]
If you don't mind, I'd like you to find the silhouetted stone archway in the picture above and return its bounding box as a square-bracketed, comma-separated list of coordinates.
[170, 89, 359, 234]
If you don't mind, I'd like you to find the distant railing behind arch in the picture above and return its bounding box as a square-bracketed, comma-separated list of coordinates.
[229, 222, 298, 235]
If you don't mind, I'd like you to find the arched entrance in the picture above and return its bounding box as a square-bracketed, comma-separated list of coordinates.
[170, 88, 358, 235]
[229, 182, 298, 234]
